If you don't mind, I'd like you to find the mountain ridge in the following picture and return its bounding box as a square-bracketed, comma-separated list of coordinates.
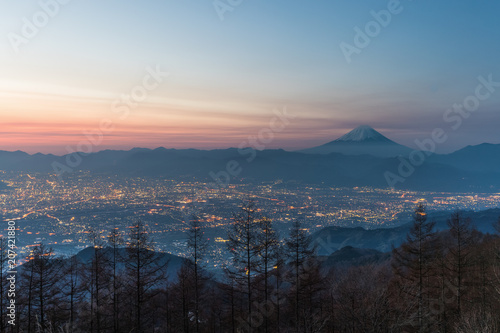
[0, 126, 499, 192]
[0, 144, 499, 192]
[298, 125, 413, 157]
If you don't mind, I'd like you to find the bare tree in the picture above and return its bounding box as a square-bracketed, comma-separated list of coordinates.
[107, 225, 124, 333]
[62, 255, 84, 332]
[125, 220, 166, 332]
[333, 265, 393, 333]
[285, 220, 317, 333]
[392, 203, 437, 331]
[29, 244, 64, 332]
[255, 217, 280, 333]
[85, 228, 109, 333]
[186, 216, 209, 333]
[226, 201, 262, 332]
[446, 210, 475, 318]
[454, 307, 498, 333]
[20, 248, 36, 333]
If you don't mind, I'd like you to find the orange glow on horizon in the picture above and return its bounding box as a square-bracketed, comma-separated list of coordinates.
[0, 89, 328, 154]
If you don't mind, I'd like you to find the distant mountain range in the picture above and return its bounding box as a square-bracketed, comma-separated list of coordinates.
[299, 125, 413, 157]
[0, 126, 499, 192]
[311, 208, 500, 255]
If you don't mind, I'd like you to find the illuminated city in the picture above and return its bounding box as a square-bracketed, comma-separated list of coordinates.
[2, 170, 499, 268]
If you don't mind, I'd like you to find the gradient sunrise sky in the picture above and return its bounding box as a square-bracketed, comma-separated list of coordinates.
[1, 0, 499, 154]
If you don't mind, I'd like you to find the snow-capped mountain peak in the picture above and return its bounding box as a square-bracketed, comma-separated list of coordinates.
[335, 125, 391, 143]
[298, 125, 411, 157]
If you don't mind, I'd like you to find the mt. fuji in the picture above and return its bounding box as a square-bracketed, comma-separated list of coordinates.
[335, 125, 393, 143]
[299, 125, 412, 157]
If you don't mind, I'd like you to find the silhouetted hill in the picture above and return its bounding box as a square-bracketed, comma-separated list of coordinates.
[75, 246, 186, 278]
[312, 225, 410, 255]
[430, 143, 500, 173]
[321, 246, 390, 268]
[431, 208, 500, 233]
[312, 208, 500, 256]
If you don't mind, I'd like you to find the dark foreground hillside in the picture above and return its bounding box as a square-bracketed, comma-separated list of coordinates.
[2, 204, 500, 332]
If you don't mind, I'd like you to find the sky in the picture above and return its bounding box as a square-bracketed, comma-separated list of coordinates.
[0, 0, 499, 154]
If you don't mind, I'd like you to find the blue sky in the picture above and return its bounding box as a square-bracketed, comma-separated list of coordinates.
[0, 0, 499, 153]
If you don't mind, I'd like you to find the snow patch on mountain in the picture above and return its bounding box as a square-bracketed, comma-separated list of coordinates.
[335, 125, 391, 143]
